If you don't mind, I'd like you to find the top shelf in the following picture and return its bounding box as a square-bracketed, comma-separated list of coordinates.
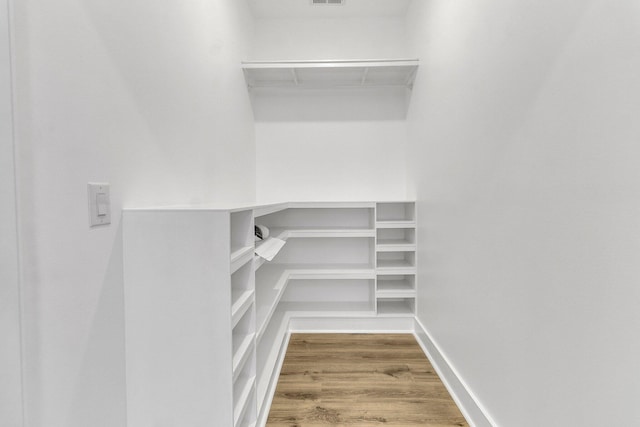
[242, 59, 419, 90]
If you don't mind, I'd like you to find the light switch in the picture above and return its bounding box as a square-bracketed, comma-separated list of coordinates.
[88, 183, 111, 227]
[96, 193, 108, 216]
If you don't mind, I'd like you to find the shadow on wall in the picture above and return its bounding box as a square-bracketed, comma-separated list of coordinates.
[251, 87, 410, 121]
[66, 222, 126, 427]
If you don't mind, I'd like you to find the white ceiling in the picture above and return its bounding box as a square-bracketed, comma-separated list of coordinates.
[248, 0, 411, 19]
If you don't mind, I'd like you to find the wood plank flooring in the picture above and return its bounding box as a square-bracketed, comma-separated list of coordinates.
[267, 333, 469, 426]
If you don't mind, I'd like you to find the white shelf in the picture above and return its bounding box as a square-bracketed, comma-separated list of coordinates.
[256, 309, 289, 409]
[232, 332, 254, 371]
[272, 227, 375, 239]
[242, 59, 419, 90]
[231, 289, 254, 327]
[286, 263, 375, 279]
[231, 246, 254, 273]
[255, 265, 290, 340]
[376, 259, 415, 272]
[376, 239, 416, 252]
[376, 220, 416, 229]
[232, 333, 255, 379]
[233, 376, 255, 427]
[287, 201, 375, 209]
[376, 289, 416, 298]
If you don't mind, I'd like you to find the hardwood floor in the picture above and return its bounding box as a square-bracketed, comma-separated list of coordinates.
[267, 333, 469, 426]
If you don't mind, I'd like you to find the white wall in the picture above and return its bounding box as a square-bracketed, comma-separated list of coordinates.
[406, 0, 640, 425]
[257, 120, 406, 202]
[252, 16, 408, 61]
[12, 0, 255, 425]
[0, 0, 23, 425]
[252, 16, 408, 202]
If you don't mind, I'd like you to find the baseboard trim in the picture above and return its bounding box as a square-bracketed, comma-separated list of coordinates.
[413, 318, 496, 427]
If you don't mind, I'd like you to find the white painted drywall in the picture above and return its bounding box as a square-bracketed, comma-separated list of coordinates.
[0, 0, 23, 425]
[406, 0, 640, 425]
[256, 120, 406, 202]
[252, 15, 408, 203]
[249, 0, 411, 20]
[11, 0, 255, 425]
[251, 16, 408, 61]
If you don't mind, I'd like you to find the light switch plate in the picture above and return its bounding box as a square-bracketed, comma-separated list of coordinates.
[88, 183, 111, 227]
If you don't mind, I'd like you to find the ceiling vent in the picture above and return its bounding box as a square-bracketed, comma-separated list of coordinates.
[311, 0, 345, 5]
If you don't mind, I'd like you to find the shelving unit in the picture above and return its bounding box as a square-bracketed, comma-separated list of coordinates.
[253, 205, 377, 422]
[123, 208, 258, 427]
[232, 262, 255, 327]
[242, 59, 419, 90]
[123, 201, 416, 427]
[375, 202, 417, 318]
[255, 264, 289, 340]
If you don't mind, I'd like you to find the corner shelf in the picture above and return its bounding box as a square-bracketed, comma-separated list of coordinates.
[242, 59, 419, 90]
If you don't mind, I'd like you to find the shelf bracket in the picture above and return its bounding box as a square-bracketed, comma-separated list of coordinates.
[290, 68, 299, 86]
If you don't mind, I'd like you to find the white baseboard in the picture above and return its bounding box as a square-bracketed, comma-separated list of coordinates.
[413, 318, 496, 427]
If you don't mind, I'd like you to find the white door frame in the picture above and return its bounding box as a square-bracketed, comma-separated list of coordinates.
[1, 0, 24, 424]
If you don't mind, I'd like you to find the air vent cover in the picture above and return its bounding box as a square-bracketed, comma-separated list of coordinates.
[312, 0, 345, 5]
